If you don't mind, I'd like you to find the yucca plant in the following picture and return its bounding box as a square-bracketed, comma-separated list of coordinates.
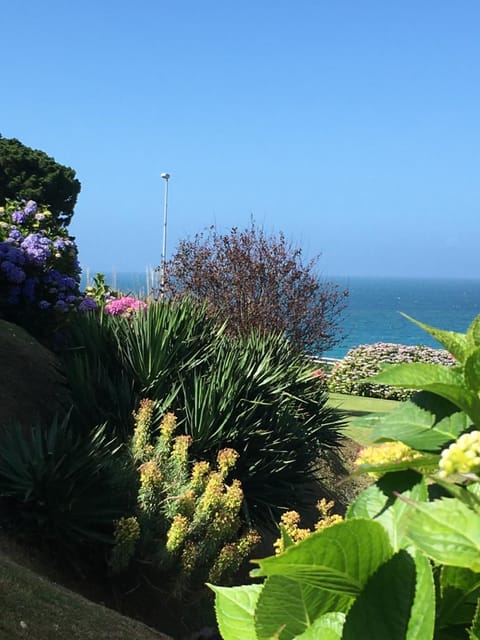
[0, 412, 134, 557]
[60, 310, 136, 440]
[113, 298, 224, 399]
[176, 331, 346, 523]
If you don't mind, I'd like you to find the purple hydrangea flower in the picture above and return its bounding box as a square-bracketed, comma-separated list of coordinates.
[1, 260, 26, 284]
[12, 210, 29, 224]
[24, 201, 38, 216]
[21, 233, 52, 266]
[54, 300, 68, 312]
[78, 296, 98, 311]
[8, 229, 23, 243]
[38, 300, 51, 310]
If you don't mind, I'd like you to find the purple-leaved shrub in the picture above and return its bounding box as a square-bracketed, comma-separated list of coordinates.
[328, 342, 456, 400]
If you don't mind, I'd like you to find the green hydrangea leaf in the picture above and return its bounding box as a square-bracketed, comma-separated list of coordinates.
[369, 363, 480, 423]
[401, 313, 468, 362]
[364, 399, 469, 451]
[406, 550, 435, 640]
[465, 348, 480, 393]
[437, 566, 480, 629]
[467, 316, 480, 349]
[342, 550, 420, 640]
[252, 519, 392, 597]
[348, 471, 427, 551]
[209, 583, 262, 640]
[405, 498, 480, 571]
[294, 612, 345, 639]
[254, 575, 349, 640]
[469, 598, 480, 640]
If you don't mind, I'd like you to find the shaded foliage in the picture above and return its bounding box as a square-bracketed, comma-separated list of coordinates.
[164, 222, 348, 355]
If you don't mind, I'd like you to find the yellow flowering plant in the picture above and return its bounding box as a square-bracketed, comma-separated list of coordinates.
[111, 399, 259, 594]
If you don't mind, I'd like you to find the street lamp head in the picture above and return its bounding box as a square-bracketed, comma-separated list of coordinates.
[161, 172, 170, 180]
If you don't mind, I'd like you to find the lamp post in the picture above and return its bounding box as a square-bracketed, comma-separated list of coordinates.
[160, 172, 170, 297]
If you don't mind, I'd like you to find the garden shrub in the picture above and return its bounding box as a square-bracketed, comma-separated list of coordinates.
[0, 412, 133, 560]
[0, 199, 83, 343]
[177, 330, 346, 523]
[61, 300, 346, 525]
[328, 341, 456, 400]
[111, 399, 260, 594]
[211, 313, 480, 640]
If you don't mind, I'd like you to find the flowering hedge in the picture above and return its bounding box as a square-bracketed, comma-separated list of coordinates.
[0, 199, 82, 339]
[328, 342, 456, 400]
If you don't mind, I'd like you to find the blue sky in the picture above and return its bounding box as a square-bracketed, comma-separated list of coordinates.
[2, 1, 480, 278]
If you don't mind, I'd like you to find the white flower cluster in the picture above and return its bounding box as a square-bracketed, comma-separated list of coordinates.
[439, 431, 480, 478]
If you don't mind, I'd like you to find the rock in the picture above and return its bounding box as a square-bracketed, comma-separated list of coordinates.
[0, 320, 70, 429]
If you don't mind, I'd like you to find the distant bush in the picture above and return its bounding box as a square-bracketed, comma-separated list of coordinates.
[328, 342, 456, 400]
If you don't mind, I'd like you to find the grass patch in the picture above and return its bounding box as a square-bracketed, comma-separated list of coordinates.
[327, 392, 399, 446]
[0, 542, 172, 640]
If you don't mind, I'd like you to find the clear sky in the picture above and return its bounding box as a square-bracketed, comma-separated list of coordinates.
[2, 1, 480, 279]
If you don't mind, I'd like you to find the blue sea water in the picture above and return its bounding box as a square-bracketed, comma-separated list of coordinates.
[83, 272, 480, 359]
[324, 276, 480, 358]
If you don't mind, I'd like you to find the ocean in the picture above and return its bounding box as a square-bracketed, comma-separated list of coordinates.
[81, 272, 480, 359]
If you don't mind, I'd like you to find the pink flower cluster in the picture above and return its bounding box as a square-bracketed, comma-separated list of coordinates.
[104, 296, 147, 317]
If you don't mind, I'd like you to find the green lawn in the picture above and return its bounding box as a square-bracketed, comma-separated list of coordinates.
[327, 392, 400, 446]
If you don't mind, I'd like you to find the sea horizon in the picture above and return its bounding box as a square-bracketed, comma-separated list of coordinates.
[80, 270, 480, 359]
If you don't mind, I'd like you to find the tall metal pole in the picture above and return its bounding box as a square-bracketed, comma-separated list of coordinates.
[160, 172, 170, 297]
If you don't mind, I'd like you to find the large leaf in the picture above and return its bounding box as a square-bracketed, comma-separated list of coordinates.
[342, 550, 417, 640]
[252, 519, 392, 596]
[405, 498, 480, 571]
[295, 612, 345, 639]
[370, 363, 480, 423]
[210, 583, 262, 640]
[406, 551, 435, 640]
[437, 566, 480, 630]
[465, 349, 480, 393]
[467, 316, 480, 349]
[401, 313, 468, 362]
[470, 599, 480, 640]
[254, 575, 349, 640]
[348, 471, 428, 551]
[364, 399, 469, 451]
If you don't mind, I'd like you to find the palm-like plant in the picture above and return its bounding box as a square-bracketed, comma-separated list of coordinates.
[177, 331, 346, 523]
[0, 412, 134, 556]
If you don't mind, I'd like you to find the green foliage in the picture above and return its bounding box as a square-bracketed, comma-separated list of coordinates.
[0, 412, 132, 557]
[328, 342, 456, 400]
[60, 310, 136, 439]
[177, 330, 346, 522]
[0, 134, 80, 226]
[111, 400, 260, 594]
[211, 314, 480, 639]
[61, 301, 346, 522]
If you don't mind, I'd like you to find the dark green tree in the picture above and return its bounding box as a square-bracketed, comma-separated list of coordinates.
[0, 134, 81, 226]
